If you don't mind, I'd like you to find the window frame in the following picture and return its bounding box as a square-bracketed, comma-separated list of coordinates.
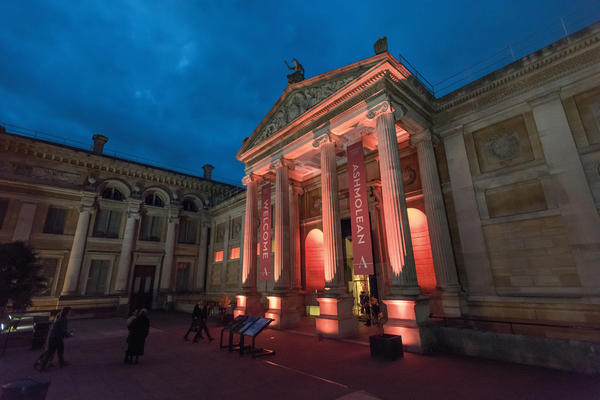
[80, 255, 115, 296]
[43, 206, 67, 235]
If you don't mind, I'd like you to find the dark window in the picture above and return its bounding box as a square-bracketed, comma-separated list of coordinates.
[182, 199, 198, 212]
[38, 258, 59, 296]
[178, 218, 197, 244]
[0, 200, 8, 229]
[144, 193, 164, 207]
[43, 207, 66, 234]
[175, 262, 191, 292]
[86, 260, 110, 295]
[139, 215, 163, 242]
[101, 187, 124, 201]
[93, 209, 122, 238]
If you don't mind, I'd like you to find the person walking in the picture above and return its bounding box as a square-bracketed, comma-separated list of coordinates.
[192, 301, 213, 343]
[35, 307, 73, 371]
[183, 302, 201, 341]
[125, 309, 149, 365]
[124, 309, 138, 364]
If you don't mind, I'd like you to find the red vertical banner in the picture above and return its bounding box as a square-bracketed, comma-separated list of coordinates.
[346, 140, 375, 275]
[259, 183, 272, 280]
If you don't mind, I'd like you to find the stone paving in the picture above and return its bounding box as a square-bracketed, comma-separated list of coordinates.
[1, 312, 598, 400]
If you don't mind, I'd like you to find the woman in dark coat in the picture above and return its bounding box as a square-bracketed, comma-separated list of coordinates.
[125, 309, 149, 364]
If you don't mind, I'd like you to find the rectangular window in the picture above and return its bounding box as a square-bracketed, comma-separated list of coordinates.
[86, 260, 110, 295]
[214, 250, 224, 262]
[0, 200, 8, 229]
[175, 262, 191, 292]
[229, 247, 240, 260]
[93, 209, 122, 238]
[38, 258, 59, 296]
[139, 215, 162, 242]
[178, 218, 197, 244]
[43, 207, 66, 234]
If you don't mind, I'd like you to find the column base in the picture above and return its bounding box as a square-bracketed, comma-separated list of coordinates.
[428, 289, 464, 318]
[234, 292, 264, 318]
[265, 292, 303, 329]
[382, 296, 431, 354]
[315, 295, 358, 339]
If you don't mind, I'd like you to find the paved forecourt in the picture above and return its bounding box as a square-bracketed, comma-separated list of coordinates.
[0, 312, 598, 400]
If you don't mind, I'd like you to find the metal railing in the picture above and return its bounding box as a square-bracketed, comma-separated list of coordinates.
[398, 6, 600, 97]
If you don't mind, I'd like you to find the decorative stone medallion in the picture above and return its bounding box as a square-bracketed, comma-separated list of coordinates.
[486, 131, 521, 161]
[402, 166, 417, 186]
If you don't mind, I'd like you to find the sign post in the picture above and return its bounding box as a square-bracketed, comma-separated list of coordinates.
[346, 140, 375, 275]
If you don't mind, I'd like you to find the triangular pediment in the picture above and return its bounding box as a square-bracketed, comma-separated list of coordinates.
[238, 55, 387, 157]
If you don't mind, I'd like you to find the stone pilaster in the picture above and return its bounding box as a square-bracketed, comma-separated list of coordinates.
[236, 174, 263, 317]
[289, 182, 303, 290]
[160, 205, 180, 296]
[312, 129, 357, 338]
[411, 130, 462, 317]
[61, 194, 96, 296]
[114, 200, 141, 293]
[531, 93, 600, 295]
[195, 221, 210, 290]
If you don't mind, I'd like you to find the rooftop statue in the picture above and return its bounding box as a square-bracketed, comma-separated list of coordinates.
[285, 58, 305, 84]
[374, 36, 388, 55]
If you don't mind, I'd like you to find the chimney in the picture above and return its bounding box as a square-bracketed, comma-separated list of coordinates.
[202, 164, 214, 180]
[92, 134, 108, 154]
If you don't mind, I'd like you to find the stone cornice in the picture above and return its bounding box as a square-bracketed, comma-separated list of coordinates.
[0, 131, 240, 197]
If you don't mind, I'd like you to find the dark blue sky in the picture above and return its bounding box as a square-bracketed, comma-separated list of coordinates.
[0, 0, 596, 185]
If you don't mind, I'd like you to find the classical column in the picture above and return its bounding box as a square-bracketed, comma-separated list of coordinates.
[265, 159, 301, 328]
[241, 175, 259, 291]
[368, 100, 428, 353]
[312, 130, 357, 338]
[367, 100, 419, 296]
[315, 136, 345, 291]
[273, 159, 292, 291]
[412, 130, 462, 316]
[195, 221, 210, 290]
[114, 200, 141, 295]
[289, 183, 303, 290]
[61, 194, 96, 296]
[236, 174, 263, 317]
[160, 205, 180, 293]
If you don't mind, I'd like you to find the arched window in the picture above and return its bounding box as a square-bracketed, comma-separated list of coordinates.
[182, 198, 198, 212]
[144, 193, 165, 207]
[102, 187, 124, 201]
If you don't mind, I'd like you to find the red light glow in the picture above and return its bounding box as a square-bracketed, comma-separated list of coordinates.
[407, 208, 436, 292]
[304, 229, 325, 290]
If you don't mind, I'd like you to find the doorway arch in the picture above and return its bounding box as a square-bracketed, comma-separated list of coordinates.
[304, 228, 325, 290]
[407, 208, 436, 293]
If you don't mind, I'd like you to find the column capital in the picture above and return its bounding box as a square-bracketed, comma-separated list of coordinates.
[126, 199, 142, 219]
[166, 204, 181, 223]
[270, 157, 295, 171]
[410, 129, 432, 146]
[290, 181, 304, 196]
[242, 173, 263, 186]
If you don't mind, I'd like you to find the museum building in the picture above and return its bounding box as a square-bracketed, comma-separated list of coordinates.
[1, 22, 599, 373]
[0, 128, 243, 315]
[223, 23, 600, 372]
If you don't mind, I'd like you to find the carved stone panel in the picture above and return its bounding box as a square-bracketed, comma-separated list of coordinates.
[230, 216, 242, 240]
[215, 223, 226, 244]
[472, 115, 535, 173]
[485, 179, 548, 218]
[574, 86, 600, 145]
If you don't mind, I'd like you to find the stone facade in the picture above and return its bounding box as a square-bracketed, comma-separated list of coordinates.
[208, 22, 600, 372]
[0, 130, 243, 315]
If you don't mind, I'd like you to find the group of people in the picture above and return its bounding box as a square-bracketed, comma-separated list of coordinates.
[33, 300, 213, 372]
[124, 308, 150, 364]
[183, 301, 213, 342]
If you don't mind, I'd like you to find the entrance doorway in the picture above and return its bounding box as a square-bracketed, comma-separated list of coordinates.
[341, 218, 378, 319]
[130, 265, 155, 312]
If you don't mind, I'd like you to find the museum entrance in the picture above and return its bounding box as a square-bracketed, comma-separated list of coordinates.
[130, 265, 155, 312]
[341, 218, 379, 321]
